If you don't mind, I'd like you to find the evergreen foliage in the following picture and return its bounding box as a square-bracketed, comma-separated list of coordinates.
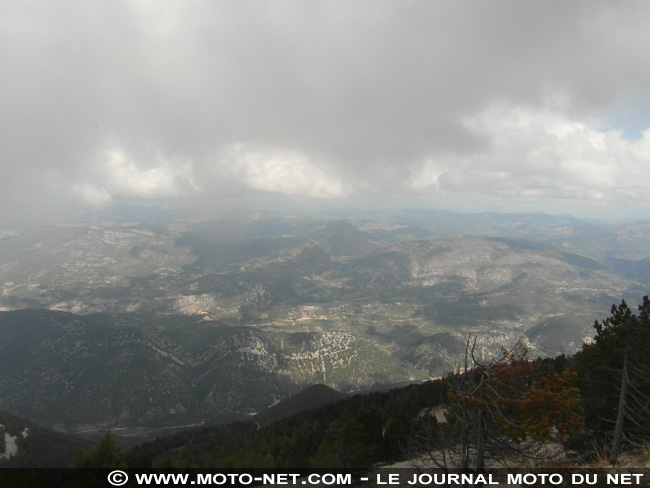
[72, 431, 126, 468]
[69, 296, 650, 469]
[114, 380, 447, 468]
[575, 297, 650, 463]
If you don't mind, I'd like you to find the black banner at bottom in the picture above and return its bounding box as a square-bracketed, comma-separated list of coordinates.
[1, 468, 650, 488]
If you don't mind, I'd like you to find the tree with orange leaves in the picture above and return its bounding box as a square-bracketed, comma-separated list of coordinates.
[442, 338, 583, 470]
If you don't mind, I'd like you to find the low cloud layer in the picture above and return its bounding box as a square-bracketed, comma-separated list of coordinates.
[2, 1, 650, 221]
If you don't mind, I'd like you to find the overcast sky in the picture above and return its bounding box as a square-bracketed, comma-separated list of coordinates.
[3, 1, 650, 222]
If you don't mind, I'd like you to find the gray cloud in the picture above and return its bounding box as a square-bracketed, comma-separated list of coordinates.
[2, 0, 650, 221]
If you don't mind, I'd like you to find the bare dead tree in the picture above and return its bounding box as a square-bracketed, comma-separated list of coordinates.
[405, 336, 583, 470]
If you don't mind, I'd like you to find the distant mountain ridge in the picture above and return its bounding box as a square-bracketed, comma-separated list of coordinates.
[1, 211, 649, 439]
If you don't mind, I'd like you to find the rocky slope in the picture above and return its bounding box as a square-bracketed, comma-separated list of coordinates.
[1, 212, 649, 438]
[0, 310, 426, 437]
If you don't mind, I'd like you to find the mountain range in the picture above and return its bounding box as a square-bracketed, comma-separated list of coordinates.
[0, 209, 648, 439]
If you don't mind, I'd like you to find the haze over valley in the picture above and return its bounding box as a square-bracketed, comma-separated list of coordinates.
[3, 0, 650, 451]
[1, 209, 649, 438]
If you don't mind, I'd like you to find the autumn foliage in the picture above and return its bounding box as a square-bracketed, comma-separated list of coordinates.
[486, 357, 583, 442]
[446, 341, 583, 467]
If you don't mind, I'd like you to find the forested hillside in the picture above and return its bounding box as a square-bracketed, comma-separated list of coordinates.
[0, 411, 91, 468]
[4, 213, 650, 439]
[3, 214, 650, 467]
[69, 296, 650, 470]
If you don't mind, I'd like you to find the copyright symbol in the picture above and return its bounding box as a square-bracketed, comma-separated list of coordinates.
[107, 470, 128, 486]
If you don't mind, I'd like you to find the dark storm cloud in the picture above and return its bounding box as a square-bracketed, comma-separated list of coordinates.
[2, 1, 650, 220]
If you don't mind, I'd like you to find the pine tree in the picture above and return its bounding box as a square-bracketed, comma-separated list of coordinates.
[312, 408, 373, 468]
[73, 431, 126, 468]
[577, 297, 650, 464]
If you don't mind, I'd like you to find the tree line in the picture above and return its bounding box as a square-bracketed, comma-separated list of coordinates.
[74, 296, 650, 469]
